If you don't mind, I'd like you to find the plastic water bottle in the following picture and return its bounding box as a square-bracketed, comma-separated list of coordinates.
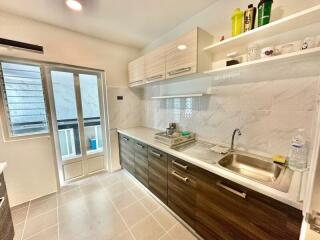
[288, 129, 308, 170]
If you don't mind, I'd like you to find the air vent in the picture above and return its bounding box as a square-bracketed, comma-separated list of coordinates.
[0, 38, 44, 54]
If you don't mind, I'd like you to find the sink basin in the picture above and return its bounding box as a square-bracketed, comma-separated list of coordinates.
[218, 153, 282, 183]
[218, 152, 291, 189]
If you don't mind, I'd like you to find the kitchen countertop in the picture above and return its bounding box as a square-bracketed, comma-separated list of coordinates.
[0, 162, 7, 174]
[118, 127, 303, 210]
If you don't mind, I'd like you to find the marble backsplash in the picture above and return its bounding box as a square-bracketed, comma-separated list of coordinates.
[142, 76, 320, 158]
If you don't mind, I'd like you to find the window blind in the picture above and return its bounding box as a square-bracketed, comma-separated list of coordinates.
[0, 62, 49, 136]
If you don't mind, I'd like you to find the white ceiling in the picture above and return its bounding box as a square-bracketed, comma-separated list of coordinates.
[0, 0, 217, 48]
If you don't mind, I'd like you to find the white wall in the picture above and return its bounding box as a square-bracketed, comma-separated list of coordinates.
[0, 11, 140, 87]
[144, 0, 320, 52]
[0, 11, 140, 206]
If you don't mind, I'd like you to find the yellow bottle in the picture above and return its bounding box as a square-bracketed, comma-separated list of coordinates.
[232, 8, 244, 37]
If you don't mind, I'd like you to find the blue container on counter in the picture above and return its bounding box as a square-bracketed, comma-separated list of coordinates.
[89, 138, 97, 150]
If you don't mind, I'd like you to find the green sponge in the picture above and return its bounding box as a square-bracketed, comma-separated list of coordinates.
[181, 131, 190, 136]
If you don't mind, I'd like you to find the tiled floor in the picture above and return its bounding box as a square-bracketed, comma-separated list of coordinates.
[11, 170, 198, 240]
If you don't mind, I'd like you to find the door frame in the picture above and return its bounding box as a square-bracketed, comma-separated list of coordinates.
[45, 65, 109, 185]
[299, 84, 320, 239]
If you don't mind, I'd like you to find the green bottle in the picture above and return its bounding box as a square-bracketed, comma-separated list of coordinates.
[258, 0, 273, 27]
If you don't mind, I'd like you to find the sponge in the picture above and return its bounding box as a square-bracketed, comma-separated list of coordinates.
[272, 155, 286, 164]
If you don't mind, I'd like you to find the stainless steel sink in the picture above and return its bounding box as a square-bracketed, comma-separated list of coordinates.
[218, 152, 293, 192]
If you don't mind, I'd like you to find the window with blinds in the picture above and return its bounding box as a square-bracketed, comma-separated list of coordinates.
[0, 61, 49, 137]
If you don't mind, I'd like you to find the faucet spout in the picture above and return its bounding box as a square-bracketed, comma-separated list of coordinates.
[230, 128, 242, 152]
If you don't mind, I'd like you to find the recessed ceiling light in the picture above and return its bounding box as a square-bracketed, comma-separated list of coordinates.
[177, 44, 187, 50]
[66, 0, 82, 11]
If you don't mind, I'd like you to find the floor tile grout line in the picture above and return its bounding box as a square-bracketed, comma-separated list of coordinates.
[112, 197, 139, 212]
[152, 208, 179, 232]
[20, 201, 30, 240]
[17, 170, 195, 240]
[58, 184, 81, 195]
[22, 224, 59, 240]
[126, 172, 199, 239]
[128, 211, 153, 229]
[24, 206, 59, 221]
[109, 189, 138, 240]
[29, 193, 57, 206]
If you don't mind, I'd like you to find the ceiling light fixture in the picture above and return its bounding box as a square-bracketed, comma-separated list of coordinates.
[66, 0, 82, 11]
[177, 44, 187, 50]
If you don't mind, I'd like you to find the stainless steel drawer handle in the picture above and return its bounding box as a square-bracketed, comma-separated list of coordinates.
[171, 171, 189, 182]
[136, 143, 144, 149]
[150, 150, 161, 158]
[172, 160, 188, 170]
[217, 181, 247, 199]
[146, 74, 163, 82]
[168, 67, 191, 76]
[0, 197, 5, 208]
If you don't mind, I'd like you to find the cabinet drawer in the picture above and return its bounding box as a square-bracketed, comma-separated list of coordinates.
[168, 155, 198, 176]
[134, 141, 148, 187]
[134, 141, 148, 155]
[168, 167, 197, 227]
[195, 168, 302, 240]
[119, 134, 135, 174]
[148, 147, 168, 203]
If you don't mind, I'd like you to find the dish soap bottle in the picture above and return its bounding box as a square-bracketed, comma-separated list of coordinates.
[258, 0, 273, 27]
[288, 129, 308, 170]
[244, 4, 256, 32]
[232, 8, 244, 37]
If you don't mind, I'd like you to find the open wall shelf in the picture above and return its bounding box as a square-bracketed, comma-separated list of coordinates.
[151, 93, 206, 99]
[204, 5, 320, 54]
[204, 47, 320, 75]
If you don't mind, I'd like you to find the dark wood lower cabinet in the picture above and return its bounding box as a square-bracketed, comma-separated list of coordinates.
[0, 174, 14, 240]
[119, 134, 135, 174]
[118, 133, 303, 240]
[195, 167, 303, 240]
[148, 147, 168, 204]
[168, 155, 197, 228]
[133, 141, 148, 187]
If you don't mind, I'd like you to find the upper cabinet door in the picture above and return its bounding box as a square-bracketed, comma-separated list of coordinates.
[145, 46, 166, 83]
[127, 28, 212, 87]
[128, 56, 144, 84]
[166, 29, 198, 79]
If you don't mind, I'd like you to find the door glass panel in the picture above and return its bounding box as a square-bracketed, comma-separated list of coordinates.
[51, 71, 82, 160]
[79, 74, 103, 154]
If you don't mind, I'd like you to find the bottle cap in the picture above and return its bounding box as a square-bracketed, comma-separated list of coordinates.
[258, 0, 273, 6]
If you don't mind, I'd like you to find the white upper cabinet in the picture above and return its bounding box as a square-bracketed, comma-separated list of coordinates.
[165, 29, 198, 79]
[144, 45, 166, 83]
[128, 27, 213, 87]
[165, 28, 212, 79]
[128, 56, 144, 85]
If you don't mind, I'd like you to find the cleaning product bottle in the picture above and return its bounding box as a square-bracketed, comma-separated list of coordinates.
[244, 4, 256, 32]
[258, 0, 273, 27]
[232, 8, 244, 37]
[288, 129, 308, 170]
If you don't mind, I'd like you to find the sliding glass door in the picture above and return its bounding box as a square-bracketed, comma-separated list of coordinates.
[48, 68, 106, 182]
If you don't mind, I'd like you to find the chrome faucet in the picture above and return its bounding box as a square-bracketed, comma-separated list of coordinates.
[230, 128, 242, 152]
